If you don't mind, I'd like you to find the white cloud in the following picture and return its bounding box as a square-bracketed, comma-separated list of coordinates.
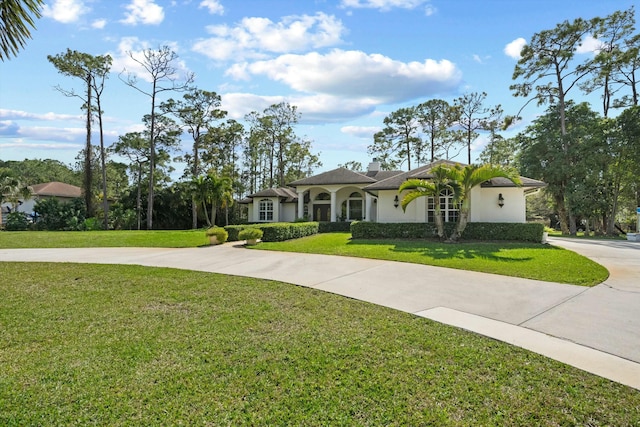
[424, 4, 437, 16]
[199, 0, 224, 15]
[504, 37, 527, 59]
[42, 0, 89, 23]
[221, 93, 378, 123]
[121, 0, 164, 26]
[92, 19, 107, 29]
[341, 125, 381, 138]
[340, 0, 429, 11]
[192, 12, 346, 61]
[226, 49, 461, 104]
[0, 109, 83, 122]
[577, 35, 604, 54]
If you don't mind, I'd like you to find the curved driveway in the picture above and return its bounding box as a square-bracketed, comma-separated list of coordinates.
[1, 237, 639, 389]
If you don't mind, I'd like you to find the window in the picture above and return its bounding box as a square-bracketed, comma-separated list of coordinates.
[258, 199, 273, 221]
[315, 192, 331, 200]
[341, 192, 363, 221]
[427, 189, 459, 223]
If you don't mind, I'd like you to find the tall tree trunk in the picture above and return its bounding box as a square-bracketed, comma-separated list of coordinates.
[97, 96, 108, 229]
[147, 82, 157, 230]
[136, 165, 142, 230]
[84, 73, 93, 218]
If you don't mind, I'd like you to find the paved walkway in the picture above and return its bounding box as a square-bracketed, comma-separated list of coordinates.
[1, 237, 639, 390]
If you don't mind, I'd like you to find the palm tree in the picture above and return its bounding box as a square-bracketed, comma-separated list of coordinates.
[1, 0, 44, 61]
[399, 165, 461, 239]
[207, 174, 233, 227]
[447, 164, 521, 242]
[190, 173, 233, 227]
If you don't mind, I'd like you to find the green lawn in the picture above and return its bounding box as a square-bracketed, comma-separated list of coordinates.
[0, 229, 210, 248]
[255, 233, 608, 287]
[0, 262, 637, 425]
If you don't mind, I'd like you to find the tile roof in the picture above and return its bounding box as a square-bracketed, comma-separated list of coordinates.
[246, 187, 298, 202]
[363, 160, 461, 191]
[30, 182, 82, 198]
[288, 167, 378, 186]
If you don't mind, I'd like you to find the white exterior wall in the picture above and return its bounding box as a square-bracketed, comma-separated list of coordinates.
[280, 203, 297, 222]
[469, 187, 525, 223]
[248, 200, 297, 222]
[376, 190, 425, 223]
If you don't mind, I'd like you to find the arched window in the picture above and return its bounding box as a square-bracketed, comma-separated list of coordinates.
[258, 199, 273, 221]
[427, 189, 459, 223]
[315, 192, 331, 200]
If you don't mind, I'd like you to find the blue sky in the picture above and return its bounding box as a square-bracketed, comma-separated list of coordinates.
[0, 0, 635, 175]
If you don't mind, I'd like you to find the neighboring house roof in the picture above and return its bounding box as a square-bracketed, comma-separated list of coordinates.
[288, 167, 378, 186]
[30, 182, 82, 198]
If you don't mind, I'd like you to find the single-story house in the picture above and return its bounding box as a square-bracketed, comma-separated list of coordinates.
[241, 159, 546, 224]
[1, 181, 82, 224]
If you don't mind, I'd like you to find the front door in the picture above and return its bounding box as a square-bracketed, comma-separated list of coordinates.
[315, 205, 331, 222]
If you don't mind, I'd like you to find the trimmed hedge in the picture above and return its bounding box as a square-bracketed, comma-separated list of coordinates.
[350, 221, 544, 242]
[318, 221, 352, 233]
[225, 222, 319, 242]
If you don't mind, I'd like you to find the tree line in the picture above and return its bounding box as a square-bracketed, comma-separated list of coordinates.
[2, 45, 322, 230]
[363, 7, 640, 235]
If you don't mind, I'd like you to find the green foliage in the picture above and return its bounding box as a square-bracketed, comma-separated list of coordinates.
[238, 227, 263, 241]
[5, 212, 30, 231]
[205, 226, 228, 243]
[223, 225, 244, 242]
[83, 217, 103, 231]
[351, 222, 544, 242]
[225, 222, 319, 242]
[33, 198, 86, 231]
[351, 221, 451, 239]
[0, 0, 44, 60]
[256, 222, 318, 242]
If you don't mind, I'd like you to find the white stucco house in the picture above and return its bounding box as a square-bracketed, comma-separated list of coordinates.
[242, 160, 546, 224]
[1, 181, 82, 224]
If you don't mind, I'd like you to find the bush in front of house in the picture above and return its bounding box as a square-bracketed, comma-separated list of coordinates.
[5, 212, 30, 231]
[205, 226, 229, 244]
[225, 222, 319, 242]
[238, 227, 263, 242]
[351, 221, 544, 242]
[258, 222, 319, 242]
[462, 222, 545, 242]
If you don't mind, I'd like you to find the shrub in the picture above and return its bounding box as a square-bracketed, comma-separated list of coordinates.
[225, 222, 319, 242]
[205, 227, 228, 244]
[258, 222, 319, 242]
[351, 221, 544, 242]
[83, 217, 103, 231]
[5, 212, 29, 231]
[224, 225, 245, 242]
[34, 197, 86, 231]
[238, 227, 263, 241]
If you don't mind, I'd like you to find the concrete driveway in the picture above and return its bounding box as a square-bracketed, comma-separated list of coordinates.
[1, 237, 639, 389]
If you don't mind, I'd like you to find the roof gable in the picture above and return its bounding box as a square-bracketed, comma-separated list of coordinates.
[289, 167, 377, 186]
[30, 182, 82, 198]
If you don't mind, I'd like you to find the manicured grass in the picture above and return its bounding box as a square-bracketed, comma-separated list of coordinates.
[255, 233, 609, 286]
[0, 262, 637, 425]
[0, 230, 209, 248]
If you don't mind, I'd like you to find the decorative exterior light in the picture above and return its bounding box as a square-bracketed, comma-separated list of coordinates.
[498, 193, 504, 208]
[394, 195, 399, 208]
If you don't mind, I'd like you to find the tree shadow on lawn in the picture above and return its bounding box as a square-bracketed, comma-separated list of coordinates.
[346, 239, 562, 263]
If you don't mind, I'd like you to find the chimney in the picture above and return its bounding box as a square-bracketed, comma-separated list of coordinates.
[367, 158, 381, 172]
